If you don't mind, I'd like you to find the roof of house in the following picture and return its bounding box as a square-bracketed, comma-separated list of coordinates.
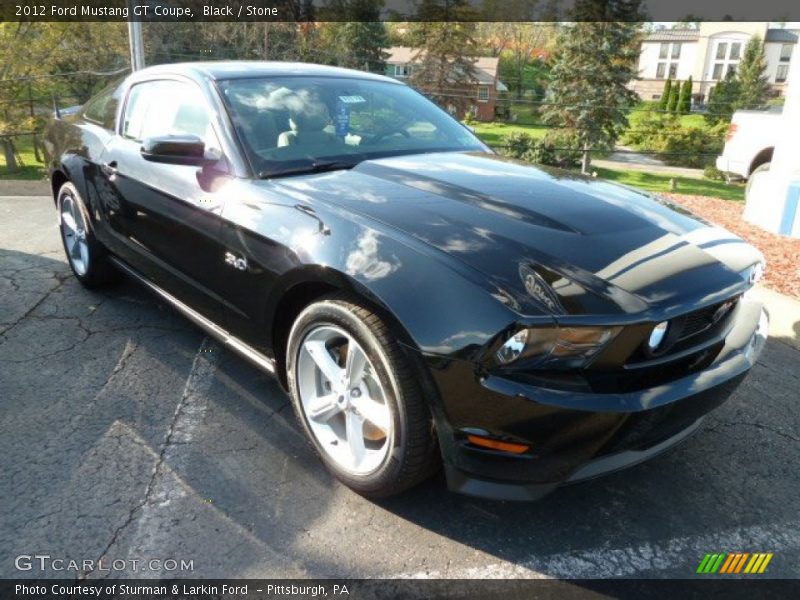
[765, 29, 799, 43]
[643, 27, 799, 44]
[643, 29, 701, 43]
[386, 47, 500, 85]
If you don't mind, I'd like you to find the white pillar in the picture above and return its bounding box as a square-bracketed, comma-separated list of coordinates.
[744, 42, 800, 237]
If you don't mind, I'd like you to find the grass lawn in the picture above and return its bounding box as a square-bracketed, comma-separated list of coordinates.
[0, 135, 46, 180]
[595, 167, 744, 202]
[471, 121, 550, 147]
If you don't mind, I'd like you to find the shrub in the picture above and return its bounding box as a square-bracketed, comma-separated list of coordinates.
[501, 130, 582, 169]
[503, 131, 536, 158]
[621, 112, 725, 168]
[703, 165, 726, 181]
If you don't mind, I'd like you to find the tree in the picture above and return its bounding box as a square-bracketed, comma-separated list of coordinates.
[493, 24, 557, 100]
[659, 79, 672, 110]
[678, 77, 692, 114]
[736, 35, 770, 110]
[666, 82, 679, 113]
[705, 71, 740, 124]
[407, 1, 479, 117]
[321, 1, 389, 72]
[541, 1, 643, 173]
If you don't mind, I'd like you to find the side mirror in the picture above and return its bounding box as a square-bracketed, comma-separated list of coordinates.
[141, 135, 210, 166]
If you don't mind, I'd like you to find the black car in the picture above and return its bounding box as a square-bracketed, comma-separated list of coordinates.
[45, 62, 769, 501]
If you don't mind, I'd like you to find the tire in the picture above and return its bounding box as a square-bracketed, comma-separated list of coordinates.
[57, 181, 118, 288]
[745, 162, 770, 202]
[286, 293, 439, 498]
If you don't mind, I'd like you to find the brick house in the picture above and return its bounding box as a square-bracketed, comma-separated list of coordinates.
[384, 47, 507, 121]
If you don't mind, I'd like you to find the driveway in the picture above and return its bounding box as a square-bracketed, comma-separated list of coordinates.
[1, 195, 799, 579]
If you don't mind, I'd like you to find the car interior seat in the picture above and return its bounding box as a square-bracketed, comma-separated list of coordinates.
[277, 95, 344, 150]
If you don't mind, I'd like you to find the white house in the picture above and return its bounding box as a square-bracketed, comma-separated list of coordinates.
[631, 23, 796, 103]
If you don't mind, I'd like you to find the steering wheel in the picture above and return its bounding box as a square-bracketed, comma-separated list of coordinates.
[367, 125, 412, 145]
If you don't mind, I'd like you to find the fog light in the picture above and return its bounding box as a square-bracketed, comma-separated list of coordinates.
[648, 321, 669, 352]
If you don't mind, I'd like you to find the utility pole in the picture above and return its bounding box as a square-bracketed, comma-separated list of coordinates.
[127, 1, 145, 71]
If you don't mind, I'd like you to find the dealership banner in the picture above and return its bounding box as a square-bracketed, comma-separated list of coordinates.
[3, 579, 800, 599]
[5, 0, 800, 22]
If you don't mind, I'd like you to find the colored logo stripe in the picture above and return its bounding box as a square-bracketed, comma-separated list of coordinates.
[697, 553, 773, 574]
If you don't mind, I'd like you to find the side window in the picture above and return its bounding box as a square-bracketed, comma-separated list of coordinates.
[121, 80, 221, 153]
[83, 82, 124, 131]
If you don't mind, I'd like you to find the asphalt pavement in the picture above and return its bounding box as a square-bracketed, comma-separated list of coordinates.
[1, 194, 799, 579]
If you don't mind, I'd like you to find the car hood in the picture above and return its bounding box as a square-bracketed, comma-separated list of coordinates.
[269, 152, 762, 318]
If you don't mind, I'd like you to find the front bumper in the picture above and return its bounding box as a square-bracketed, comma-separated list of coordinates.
[427, 296, 768, 501]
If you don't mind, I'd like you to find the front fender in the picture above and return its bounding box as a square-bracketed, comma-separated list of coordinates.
[222, 185, 553, 362]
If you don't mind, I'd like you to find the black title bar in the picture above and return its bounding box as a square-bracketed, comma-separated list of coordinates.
[4, 0, 800, 22]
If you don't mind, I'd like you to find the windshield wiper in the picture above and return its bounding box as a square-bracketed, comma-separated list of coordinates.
[258, 160, 358, 179]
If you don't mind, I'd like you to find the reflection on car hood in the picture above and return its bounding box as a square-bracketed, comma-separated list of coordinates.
[272, 152, 762, 317]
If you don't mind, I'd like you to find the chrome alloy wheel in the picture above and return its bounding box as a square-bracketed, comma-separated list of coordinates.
[296, 325, 392, 475]
[60, 193, 90, 276]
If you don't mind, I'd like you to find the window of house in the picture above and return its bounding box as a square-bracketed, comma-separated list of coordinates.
[711, 39, 745, 80]
[668, 63, 678, 79]
[477, 86, 490, 102]
[727, 64, 737, 77]
[655, 43, 681, 79]
[394, 64, 410, 78]
[780, 44, 793, 61]
[776, 64, 789, 82]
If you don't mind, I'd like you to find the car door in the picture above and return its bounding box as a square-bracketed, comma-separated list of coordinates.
[97, 78, 233, 325]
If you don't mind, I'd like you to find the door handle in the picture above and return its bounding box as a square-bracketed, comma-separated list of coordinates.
[102, 161, 118, 176]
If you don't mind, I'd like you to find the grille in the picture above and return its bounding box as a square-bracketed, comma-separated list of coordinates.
[676, 303, 723, 340]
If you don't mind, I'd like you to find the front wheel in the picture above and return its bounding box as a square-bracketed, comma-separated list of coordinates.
[286, 294, 438, 498]
[57, 181, 118, 288]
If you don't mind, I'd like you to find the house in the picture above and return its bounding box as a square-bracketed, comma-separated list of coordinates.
[630, 23, 796, 104]
[384, 47, 507, 121]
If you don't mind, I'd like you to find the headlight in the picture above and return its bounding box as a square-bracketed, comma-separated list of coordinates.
[495, 326, 621, 368]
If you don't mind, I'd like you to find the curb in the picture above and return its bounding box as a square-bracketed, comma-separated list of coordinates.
[0, 180, 50, 196]
[760, 286, 800, 351]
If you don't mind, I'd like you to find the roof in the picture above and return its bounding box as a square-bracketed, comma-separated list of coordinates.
[765, 29, 799, 43]
[643, 29, 701, 43]
[131, 61, 399, 83]
[386, 47, 500, 85]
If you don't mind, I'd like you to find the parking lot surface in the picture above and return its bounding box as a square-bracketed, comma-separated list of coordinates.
[1, 195, 799, 579]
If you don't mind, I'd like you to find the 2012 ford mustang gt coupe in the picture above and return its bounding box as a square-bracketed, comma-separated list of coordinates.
[45, 62, 769, 501]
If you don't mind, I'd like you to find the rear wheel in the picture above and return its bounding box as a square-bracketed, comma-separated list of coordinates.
[745, 162, 770, 203]
[57, 182, 118, 288]
[286, 294, 438, 497]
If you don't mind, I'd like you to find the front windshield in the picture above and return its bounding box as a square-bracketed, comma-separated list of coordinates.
[217, 76, 489, 177]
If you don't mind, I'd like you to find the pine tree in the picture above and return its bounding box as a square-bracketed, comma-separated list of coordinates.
[541, 1, 643, 173]
[667, 82, 680, 113]
[705, 71, 741, 124]
[407, 1, 480, 117]
[678, 77, 692, 114]
[322, 1, 389, 72]
[736, 35, 770, 110]
[659, 79, 672, 111]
